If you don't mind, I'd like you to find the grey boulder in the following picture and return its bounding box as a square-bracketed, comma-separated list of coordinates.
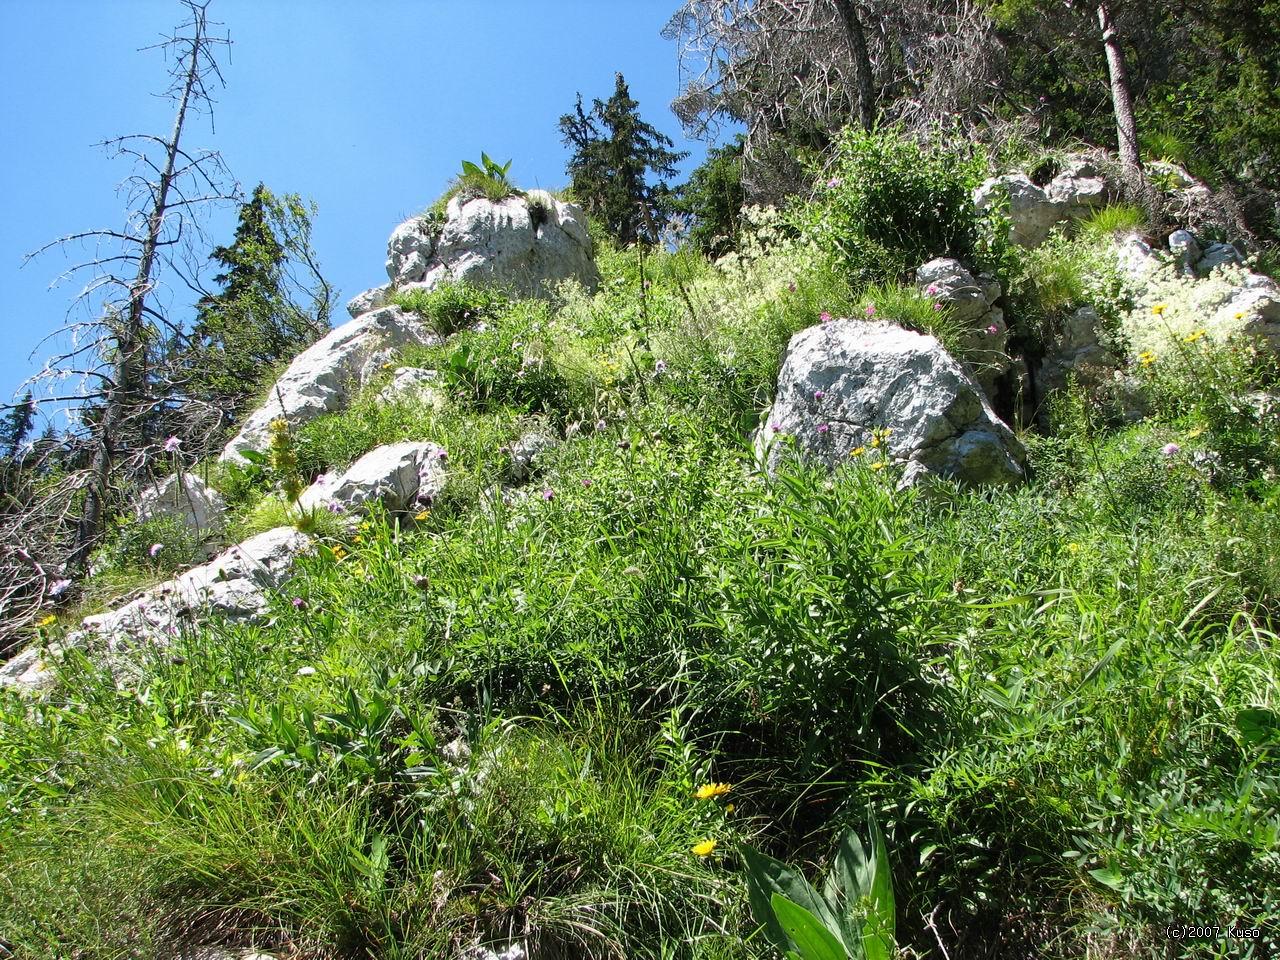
[298, 441, 448, 516]
[134, 472, 226, 537]
[760, 319, 1025, 487]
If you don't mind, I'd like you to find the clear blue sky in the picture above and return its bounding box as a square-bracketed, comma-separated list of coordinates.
[0, 0, 712, 430]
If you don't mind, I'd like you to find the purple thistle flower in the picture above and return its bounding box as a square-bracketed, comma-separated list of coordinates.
[933, 302, 943, 311]
[542, 488, 555, 501]
[292, 597, 308, 610]
[1161, 442, 1181, 457]
[163, 435, 181, 453]
[813, 390, 825, 401]
[827, 177, 842, 188]
[436, 448, 448, 461]
[326, 500, 345, 514]
[817, 423, 830, 435]
[581, 478, 593, 488]
[820, 311, 833, 324]
[926, 284, 939, 296]
[787, 282, 797, 292]
[771, 421, 782, 431]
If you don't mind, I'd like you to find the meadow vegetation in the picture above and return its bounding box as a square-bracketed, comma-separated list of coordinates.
[2, 132, 1278, 960]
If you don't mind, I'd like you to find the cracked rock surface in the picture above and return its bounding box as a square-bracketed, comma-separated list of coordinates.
[759, 319, 1025, 487]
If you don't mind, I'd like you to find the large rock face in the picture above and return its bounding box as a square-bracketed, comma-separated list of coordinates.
[134, 472, 226, 537]
[298, 441, 448, 515]
[385, 191, 598, 298]
[1, 527, 311, 693]
[220, 306, 437, 463]
[760, 320, 1025, 487]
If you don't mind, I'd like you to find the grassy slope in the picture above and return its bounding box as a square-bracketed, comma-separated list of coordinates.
[2, 227, 1278, 960]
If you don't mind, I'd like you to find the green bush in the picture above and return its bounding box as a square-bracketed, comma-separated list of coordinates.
[390, 280, 511, 338]
[795, 128, 992, 285]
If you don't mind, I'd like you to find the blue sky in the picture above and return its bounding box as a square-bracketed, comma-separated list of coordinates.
[0, 0, 711, 429]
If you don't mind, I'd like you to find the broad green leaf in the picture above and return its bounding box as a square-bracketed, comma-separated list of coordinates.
[742, 843, 841, 955]
[1237, 708, 1280, 746]
[771, 894, 852, 960]
[861, 811, 896, 960]
[1089, 866, 1126, 890]
[461, 160, 485, 179]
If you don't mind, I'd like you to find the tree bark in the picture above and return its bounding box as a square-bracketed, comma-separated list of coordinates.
[832, 0, 876, 131]
[1097, 0, 1142, 182]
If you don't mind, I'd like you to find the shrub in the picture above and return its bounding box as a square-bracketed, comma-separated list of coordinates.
[795, 128, 991, 286]
[390, 280, 511, 338]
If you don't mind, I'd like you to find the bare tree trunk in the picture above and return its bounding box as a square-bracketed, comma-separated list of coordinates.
[832, 0, 877, 131]
[70, 5, 213, 570]
[1097, 0, 1141, 182]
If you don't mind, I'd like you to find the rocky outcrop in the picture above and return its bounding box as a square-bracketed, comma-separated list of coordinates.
[915, 258, 1010, 397]
[505, 427, 560, 483]
[760, 319, 1026, 487]
[1037, 305, 1122, 396]
[973, 159, 1109, 248]
[347, 284, 391, 318]
[135, 472, 227, 537]
[298, 441, 448, 516]
[1, 527, 311, 693]
[378, 366, 446, 408]
[220, 307, 437, 463]
[385, 191, 598, 299]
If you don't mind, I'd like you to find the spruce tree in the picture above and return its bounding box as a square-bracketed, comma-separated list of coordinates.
[0, 393, 35, 460]
[559, 73, 687, 244]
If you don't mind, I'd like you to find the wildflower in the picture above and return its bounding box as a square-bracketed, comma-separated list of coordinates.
[595, 418, 607, 432]
[353, 535, 364, 544]
[1183, 329, 1207, 344]
[787, 282, 797, 292]
[1137, 350, 1157, 367]
[819, 311, 832, 324]
[692, 838, 718, 857]
[436, 448, 449, 461]
[542, 488, 555, 501]
[813, 390, 825, 401]
[1161, 442, 1181, 457]
[326, 500, 345, 514]
[850, 446, 866, 456]
[1151, 303, 1167, 316]
[332, 545, 348, 561]
[414, 509, 431, 521]
[581, 478, 592, 488]
[1234, 311, 1247, 320]
[724, 803, 735, 814]
[163, 435, 181, 453]
[381, 362, 395, 370]
[292, 597, 308, 610]
[413, 575, 431, 591]
[37, 614, 57, 628]
[1187, 426, 1205, 439]
[654, 359, 668, 375]
[149, 543, 164, 558]
[827, 176, 842, 188]
[695, 782, 732, 800]
[770, 421, 782, 431]
[870, 461, 887, 471]
[817, 423, 830, 435]
[986, 324, 999, 335]
[933, 302, 943, 311]
[1067, 543, 1081, 554]
[297, 666, 317, 677]
[926, 284, 939, 295]
[865, 304, 876, 317]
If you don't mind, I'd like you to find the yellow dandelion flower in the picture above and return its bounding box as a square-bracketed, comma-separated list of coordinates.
[691, 839, 717, 857]
[1234, 311, 1247, 320]
[1151, 303, 1167, 316]
[850, 446, 867, 457]
[870, 462, 887, 471]
[353, 535, 364, 545]
[414, 509, 431, 521]
[695, 782, 732, 800]
[37, 614, 57, 628]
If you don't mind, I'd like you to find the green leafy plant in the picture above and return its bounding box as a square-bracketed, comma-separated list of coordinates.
[743, 809, 895, 960]
[390, 279, 510, 338]
[454, 151, 520, 203]
[1078, 203, 1147, 240]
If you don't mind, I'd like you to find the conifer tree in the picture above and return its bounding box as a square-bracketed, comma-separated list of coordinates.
[559, 73, 687, 244]
[1, 394, 36, 461]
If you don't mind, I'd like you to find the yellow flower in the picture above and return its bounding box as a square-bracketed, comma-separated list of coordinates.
[1187, 426, 1205, 439]
[724, 803, 735, 814]
[1137, 350, 1156, 367]
[414, 509, 431, 521]
[1183, 328, 1208, 344]
[36, 614, 57, 628]
[691, 838, 717, 857]
[1151, 303, 1167, 316]
[695, 782, 732, 800]
[870, 462, 887, 471]
[850, 446, 866, 457]
[331, 545, 348, 561]
[353, 535, 364, 545]
[1067, 543, 1081, 554]
[1234, 311, 1247, 320]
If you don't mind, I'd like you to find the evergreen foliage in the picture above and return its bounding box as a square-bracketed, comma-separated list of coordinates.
[671, 135, 745, 257]
[559, 72, 687, 244]
[1, 393, 35, 460]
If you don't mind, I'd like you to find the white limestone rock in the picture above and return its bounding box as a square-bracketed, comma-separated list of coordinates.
[760, 319, 1025, 487]
[347, 284, 391, 318]
[220, 307, 437, 464]
[378, 367, 446, 408]
[297, 441, 448, 516]
[134, 472, 226, 537]
[915, 258, 1010, 397]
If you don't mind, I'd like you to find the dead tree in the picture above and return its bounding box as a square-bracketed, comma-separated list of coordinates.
[18, 0, 235, 588]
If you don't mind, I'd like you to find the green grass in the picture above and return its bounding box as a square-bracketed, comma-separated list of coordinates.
[4, 146, 1280, 959]
[1078, 203, 1148, 240]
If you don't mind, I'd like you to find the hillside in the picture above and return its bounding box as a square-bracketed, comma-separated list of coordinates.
[2, 124, 1278, 960]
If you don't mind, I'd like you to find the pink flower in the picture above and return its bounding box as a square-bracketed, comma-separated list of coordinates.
[436, 448, 448, 461]
[542, 488, 555, 501]
[819, 311, 833, 324]
[581, 478, 592, 488]
[163, 435, 181, 453]
[149, 543, 163, 558]
[986, 324, 999, 335]
[926, 284, 939, 296]
[827, 177, 842, 188]
[1161, 442, 1181, 457]
[292, 597, 308, 610]
[865, 304, 876, 317]
[933, 302, 943, 311]
[817, 423, 830, 435]
[813, 390, 825, 401]
[770, 421, 782, 431]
